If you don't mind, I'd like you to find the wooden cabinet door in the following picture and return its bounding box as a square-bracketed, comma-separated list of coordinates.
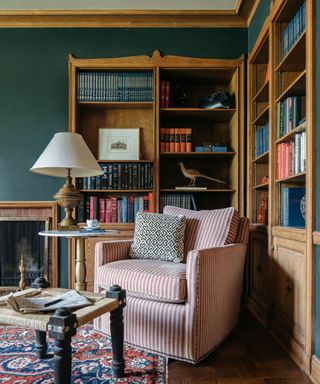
[271, 236, 306, 349]
[248, 229, 269, 325]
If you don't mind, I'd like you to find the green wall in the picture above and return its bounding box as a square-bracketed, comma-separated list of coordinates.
[0, 28, 247, 286]
[248, 0, 271, 53]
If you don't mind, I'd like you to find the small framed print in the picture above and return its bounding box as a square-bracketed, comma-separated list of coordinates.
[99, 128, 140, 160]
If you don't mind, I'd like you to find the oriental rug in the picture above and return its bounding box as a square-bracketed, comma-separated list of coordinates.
[0, 324, 166, 383]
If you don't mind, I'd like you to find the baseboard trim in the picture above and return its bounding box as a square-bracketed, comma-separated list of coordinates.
[310, 355, 320, 383]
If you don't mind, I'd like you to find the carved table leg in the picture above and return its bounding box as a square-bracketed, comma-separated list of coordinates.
[75, 238, 86, 291]
[35, 330, 52, 359]
[48, 308, 77, 384]
[106, 285, 126, 378]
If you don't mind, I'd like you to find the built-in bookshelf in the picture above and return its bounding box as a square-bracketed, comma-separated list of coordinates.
[247, 0, 315, 373]
[248, 23, 270, 228]
[159, 64, 244, 212]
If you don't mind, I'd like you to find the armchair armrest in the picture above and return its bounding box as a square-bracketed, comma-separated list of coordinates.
[95, 239, 133, 267]
[185, 243, 247, 359]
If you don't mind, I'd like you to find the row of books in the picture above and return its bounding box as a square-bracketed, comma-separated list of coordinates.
[160, 128, 192, 152]
[159, 193, 197, 212]
[280, 187, 305, 227]
[277, 132, 306, 179]
[277, 96, 305, 139]
[77, 193, 154, 223]
[282, 1, 306, 58]
[77, 162, 153, 191]
[77, 71, 154, 102]
[255, 123, 269, 158]
[160, 80, 170, 108]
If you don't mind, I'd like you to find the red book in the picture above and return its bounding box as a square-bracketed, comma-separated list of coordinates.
[111, 196, 118, 223]
[89, 196, 97, 220]
[277, 144, 281, 179]
[105, 198, 112, 223]
[265, 62, 270, 82]
[180, 128, 186, 152]
[128, 195, 134, 222]
[174, 128, 181, 152]
[148, 192, 154, 213]
[99, 198, 106, 223]
[160, 80, 166, 108]
[186, 128, 192, 152]
[160, 128, 165, 153]
[169, 129, 175, 152]
[165, 128, 170, 152]
[165, 81, 170, 108]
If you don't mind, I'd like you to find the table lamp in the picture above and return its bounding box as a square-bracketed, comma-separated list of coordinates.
[30, 132, 103, 230]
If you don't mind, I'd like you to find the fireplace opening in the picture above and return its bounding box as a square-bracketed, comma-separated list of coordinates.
[0, 218, 49, 286]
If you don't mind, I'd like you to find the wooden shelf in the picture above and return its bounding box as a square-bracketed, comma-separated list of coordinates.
[160, 108, 236, 122]
[275, 172, 306, 183]
[252, 105, 269, 126]
[275, 123, 306, 144]
[79, 189, 154, 193]
[252, 151, 269, 163]
[276, 70, 306, 103]
[160, 151, 235, 158]
[253, 80, 269, 103]
[276, 31, 306, 72]
[253, 183, 269, 190]
[97, 159, 153, 163]
[275, 0, 306, 23]
[160, 188, 236, 193]
[78, 101, 153, 109]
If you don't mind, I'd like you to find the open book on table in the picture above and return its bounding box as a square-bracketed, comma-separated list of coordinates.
[7, 290, 92, 313]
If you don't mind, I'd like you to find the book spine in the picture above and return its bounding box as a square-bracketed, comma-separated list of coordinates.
[161, 80, 166, 108]
[175, 128, 181, 152]
[99, 198, 106, 223]
[169, 129, 175, 152]
[111, 197, 118, 223]
[186, 128, 192, 152]
[180, 128, 186, 152]
[165, 81, 170, 108]
[105, 198, 112, 223]
[160, 128, 165, 153]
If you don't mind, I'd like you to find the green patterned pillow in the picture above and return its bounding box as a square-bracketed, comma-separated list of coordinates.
[129, 211, 186, 262]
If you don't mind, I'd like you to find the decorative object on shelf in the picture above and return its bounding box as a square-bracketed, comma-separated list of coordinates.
[178, 162, 226, 186]
[261, 175, 269, 184]
[19, 254, 26, 291]
[257, 197, 268, 225]
[173, 83, 189, 107]
[30, 132, 103, 231]
[99, 128, 140, 161]
[203, 142, 211, 152]
[198, 91, 234, 109]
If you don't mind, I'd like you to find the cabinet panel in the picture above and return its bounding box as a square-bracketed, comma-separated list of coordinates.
[271, 236, 306, 347]
[247, 229, 269, 325]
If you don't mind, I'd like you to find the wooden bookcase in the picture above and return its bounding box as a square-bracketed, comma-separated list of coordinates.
[247, 0, 315, 373]
[67, 51, 245, 290]
[247, 19, 270, 326]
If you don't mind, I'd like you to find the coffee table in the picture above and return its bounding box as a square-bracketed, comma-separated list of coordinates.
[0, 281, 126, 384]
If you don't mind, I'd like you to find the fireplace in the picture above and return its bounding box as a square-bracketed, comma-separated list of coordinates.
[0, 202, 58, 287]
[0, 218, 50, 286]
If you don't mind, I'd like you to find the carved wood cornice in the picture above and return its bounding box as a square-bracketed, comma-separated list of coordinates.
[0, 0, 259, 28]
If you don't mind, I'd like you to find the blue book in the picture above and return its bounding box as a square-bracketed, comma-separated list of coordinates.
[122, 196, 128, 223]
[282, 187, 306, 227]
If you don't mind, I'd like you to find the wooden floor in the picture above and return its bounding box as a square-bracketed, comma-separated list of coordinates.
[168, 310, 312, 383]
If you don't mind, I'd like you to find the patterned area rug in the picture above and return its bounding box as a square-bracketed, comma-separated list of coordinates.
[0, 324, 166, 383]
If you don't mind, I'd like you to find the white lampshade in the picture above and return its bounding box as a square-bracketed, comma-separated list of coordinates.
[30, 132, 103, 177]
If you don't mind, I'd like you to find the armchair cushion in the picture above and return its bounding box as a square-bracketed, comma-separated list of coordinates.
[96, 259, 187, 303]
[163, 206, 240, 257]
[129, 211, 186, 262]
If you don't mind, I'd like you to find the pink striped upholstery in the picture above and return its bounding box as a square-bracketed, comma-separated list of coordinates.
[94, 215, 249, 363]
[235, 217, 250, 244]
[163, 206, 240, 257]
[96, 259, 187, 303]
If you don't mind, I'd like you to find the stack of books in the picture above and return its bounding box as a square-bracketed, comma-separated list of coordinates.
[160, 128, 192, 152]
[255, 123, 269, 158]
[77, 193, 154, 224]
[277, 96, 305, 139]
[77, 71, 154, 102]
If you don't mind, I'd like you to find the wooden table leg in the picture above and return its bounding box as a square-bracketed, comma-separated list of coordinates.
[48, 308, 77, 384]
[75, 238, 86, 291]
[35, 330, 51, 359]
[106, 285, 126, 378]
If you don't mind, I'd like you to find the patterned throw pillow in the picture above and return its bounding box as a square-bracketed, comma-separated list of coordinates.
[129, 211, 186, 263]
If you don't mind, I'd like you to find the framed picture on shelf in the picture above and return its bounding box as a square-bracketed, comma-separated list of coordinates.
[99, 128, 140, 160]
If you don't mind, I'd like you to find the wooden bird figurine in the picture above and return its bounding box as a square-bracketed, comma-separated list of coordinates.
[178, 162, 226, 186]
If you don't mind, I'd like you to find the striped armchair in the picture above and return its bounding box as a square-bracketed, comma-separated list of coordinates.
[94, 207, 249, 363]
